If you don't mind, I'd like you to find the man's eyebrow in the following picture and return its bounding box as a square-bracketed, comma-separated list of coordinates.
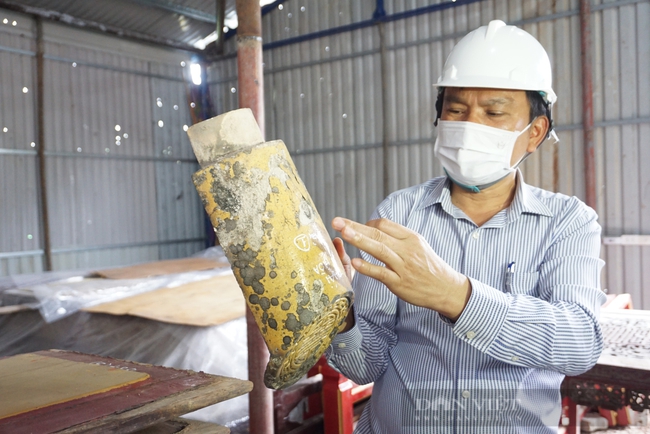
[479, 97, 514, 106]
[443, 94, 466, 104]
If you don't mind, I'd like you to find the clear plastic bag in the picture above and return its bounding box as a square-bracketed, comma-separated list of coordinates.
[31, 267, 232, 323]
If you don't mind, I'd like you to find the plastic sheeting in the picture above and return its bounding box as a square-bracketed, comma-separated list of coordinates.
[32, 268, 231, 323]
[0, 247, 231, 323]
[0, 310, 249, 424]
[0, 247, 250, 424]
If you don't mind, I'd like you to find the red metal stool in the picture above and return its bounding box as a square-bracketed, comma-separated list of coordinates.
[306, 357, 373, 434]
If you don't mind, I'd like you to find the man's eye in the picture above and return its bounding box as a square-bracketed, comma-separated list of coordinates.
[488, 112, 504, 116]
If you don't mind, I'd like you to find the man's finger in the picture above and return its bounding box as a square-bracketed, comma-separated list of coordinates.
[333, 217, 399, 248]
[365, 218, 413, 241]
[333, 217, 415, 267]
[339, 224, 403, 269]
[351, 258, 399, 288]
[332, 237, 350, 265]
[333, 237, 353, 283]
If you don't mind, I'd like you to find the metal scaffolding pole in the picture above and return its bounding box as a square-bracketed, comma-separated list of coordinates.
[580, 0, 596, 209]
[35, 17, 52, 271]
[234, 1, 273, 432]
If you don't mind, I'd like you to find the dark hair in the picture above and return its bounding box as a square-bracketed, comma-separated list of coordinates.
[525, 90, 553, 138]
[434, 88, 553, 138]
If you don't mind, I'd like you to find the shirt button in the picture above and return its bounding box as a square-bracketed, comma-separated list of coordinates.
[462, 390, 471, 399]
[472, 231, 480, 239]
[337, 343, 346, 349]
[511, 356, 520, 362]
[466, 331, 476, 340]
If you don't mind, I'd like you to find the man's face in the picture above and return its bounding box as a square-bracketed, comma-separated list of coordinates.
[440, 87, 546, 166]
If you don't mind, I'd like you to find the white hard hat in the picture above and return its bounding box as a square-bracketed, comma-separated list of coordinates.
[436, 20, 557, 105]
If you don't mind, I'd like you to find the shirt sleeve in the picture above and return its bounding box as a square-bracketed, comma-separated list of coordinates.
[450, 200, 607, 376]
[326, 203, 399, 385]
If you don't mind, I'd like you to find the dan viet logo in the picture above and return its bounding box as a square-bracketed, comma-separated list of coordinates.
[401, 389, 561, 427]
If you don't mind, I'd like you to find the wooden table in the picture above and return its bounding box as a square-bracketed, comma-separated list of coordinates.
[0, 350, 252, 434]
[562, 309, 650, 433]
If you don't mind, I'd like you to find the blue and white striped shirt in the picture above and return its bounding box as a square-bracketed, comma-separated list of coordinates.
[327, 171, 606, 434]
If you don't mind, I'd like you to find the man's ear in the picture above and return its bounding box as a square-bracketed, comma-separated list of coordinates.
[527, 116, 550, 153]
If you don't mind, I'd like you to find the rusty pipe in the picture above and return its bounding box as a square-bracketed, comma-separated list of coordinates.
[236, 0, 264, 135]
[234, 1, 271, 432]
[580, 0, 596, 209]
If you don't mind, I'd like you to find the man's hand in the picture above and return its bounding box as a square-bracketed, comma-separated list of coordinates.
[332, 237, 355, 332]
[332, 217, 472, 321]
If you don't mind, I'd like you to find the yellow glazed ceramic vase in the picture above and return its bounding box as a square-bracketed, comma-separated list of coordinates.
[192, 140, 353, 389]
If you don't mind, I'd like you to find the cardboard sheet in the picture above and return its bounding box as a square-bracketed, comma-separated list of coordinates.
[84, 273, 245, 327]
[0, 304, 32, 314]
[94, 257, 229, 280]
[0, 353, 150, 419]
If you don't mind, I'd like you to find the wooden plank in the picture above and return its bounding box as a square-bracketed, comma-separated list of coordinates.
[83, 273, 245, 327]
[0, 350, 252, 434]
[133, 418, 229, 434]
[93, 257, 229, 280]
[0, 303, 32, 314]
[0, 353, 150, 419]
[602, 235, 650, 246]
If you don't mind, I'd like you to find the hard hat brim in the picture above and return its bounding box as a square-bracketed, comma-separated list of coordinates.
[435, 76, 557, 105]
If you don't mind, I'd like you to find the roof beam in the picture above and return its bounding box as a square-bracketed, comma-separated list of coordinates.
[125, 0, 217, 24]
[0, 0, 201, 52]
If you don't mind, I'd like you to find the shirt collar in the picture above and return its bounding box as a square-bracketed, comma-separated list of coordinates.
[416, 177, 457, 216]
[509, 170, 554, 219]
[417, 170, 554, 219]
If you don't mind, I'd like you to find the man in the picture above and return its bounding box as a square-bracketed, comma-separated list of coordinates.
[326, 20, 606, 433]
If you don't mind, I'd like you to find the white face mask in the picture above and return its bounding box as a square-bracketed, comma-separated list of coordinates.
[434, 120, 532, 192]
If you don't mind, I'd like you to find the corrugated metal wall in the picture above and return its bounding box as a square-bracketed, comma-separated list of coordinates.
[208, 0, 650, 308]
[0, 9, 205, 275]
[0, 11, 42, 275]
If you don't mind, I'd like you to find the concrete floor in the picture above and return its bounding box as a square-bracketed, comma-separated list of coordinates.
[597, 428, 650, 433]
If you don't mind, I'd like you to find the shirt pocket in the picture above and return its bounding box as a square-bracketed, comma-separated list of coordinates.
[504, 271, 540, 296]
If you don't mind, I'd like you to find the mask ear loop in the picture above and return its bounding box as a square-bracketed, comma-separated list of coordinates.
[512, 122, 560, 170]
